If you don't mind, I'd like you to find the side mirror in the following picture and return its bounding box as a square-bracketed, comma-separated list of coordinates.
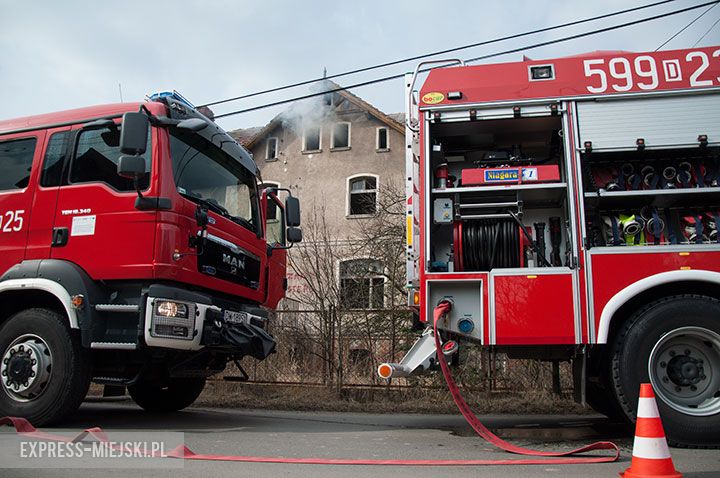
[120, 112, 149, 155]
[285, 197, 301, 227]
[287, 227, 302, 243]
[177, 118, 208, 132]
[117, 155, 146, 179]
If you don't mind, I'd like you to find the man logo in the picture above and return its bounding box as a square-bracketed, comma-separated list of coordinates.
[222, 253, 246, 272]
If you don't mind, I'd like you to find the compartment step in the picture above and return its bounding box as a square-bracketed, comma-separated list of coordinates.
[94, 304, 139, 312]
[90, 342, 137, 350]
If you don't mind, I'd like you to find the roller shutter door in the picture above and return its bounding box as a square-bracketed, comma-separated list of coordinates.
[576, 93, 720, 151]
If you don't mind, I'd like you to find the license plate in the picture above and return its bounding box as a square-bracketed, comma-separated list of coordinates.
[223, 309, 248, 325]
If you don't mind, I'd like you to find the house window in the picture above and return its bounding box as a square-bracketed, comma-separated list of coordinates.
[376, 127, 389, 151]
[347, 175, 377, 216]
[331, 122, 350, 149]
[265, 137, 278, 160]
[340, 259, 384, 309]
[303, 126, 321, 152]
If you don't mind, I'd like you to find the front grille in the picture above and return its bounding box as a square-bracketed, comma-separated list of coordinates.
[198, 238, 261, 289]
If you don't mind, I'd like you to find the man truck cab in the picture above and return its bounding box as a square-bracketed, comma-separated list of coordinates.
[0, 93, 301, 424]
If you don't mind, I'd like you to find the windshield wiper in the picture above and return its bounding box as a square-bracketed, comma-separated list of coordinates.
[178, 190, 254, 231]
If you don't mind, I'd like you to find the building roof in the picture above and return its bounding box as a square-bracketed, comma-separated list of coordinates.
[228, 126, 263, 147]
[387, 113, 405, 124]
[236, 81, 405, 149]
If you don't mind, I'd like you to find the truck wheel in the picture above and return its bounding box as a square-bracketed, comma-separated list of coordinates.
[128, 377, 206, 412]
[585, 379, 626, 421]
[610, 295, 720, 448]
[0, 308, 91, 426]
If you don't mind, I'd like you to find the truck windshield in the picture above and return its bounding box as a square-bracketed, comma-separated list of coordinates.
[169, 129, 259, 233]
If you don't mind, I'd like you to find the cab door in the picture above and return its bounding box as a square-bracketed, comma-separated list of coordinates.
[49, 122, 157, 280]
[25, 127, 72, 261]
[262, 191, 288, 309]
[0, 132, 44, 275]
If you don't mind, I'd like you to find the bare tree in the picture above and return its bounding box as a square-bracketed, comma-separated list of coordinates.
[285, 203, 344, 385]
[274, 180, 413, 388]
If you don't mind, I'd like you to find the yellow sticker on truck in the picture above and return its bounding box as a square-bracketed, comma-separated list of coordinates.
[421, 92, 445, 104]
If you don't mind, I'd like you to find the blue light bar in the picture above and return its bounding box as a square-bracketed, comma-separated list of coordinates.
[147, 90, 195, 109]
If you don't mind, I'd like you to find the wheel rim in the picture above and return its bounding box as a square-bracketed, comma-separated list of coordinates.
[649, 326, 720, 417]
[0, 334, 53, 402]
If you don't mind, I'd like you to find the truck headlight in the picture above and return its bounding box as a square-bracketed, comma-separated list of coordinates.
[155, 301, 188, 318]
[150, 300, 195, 341]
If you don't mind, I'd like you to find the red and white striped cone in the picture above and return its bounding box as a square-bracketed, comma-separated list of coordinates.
[621, 383, 682, 478]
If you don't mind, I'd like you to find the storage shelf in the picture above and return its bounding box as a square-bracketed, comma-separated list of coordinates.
[583, 187, 720, 209]
[433, 182, 567, 195]
[433, 183, 568, 208]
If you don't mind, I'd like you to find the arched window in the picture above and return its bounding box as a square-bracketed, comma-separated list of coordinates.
[339, 259, 384, 309]
[347, 175, 378, 216]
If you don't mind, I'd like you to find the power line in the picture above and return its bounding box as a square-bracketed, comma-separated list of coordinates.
[655, 3, 718, 50]
[201, 0, 677, 108]
[214, 0, 719, 120]
[693, 13, 720, 45]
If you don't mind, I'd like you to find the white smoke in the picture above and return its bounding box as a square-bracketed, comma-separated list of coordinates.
[278, 80, 340, 136]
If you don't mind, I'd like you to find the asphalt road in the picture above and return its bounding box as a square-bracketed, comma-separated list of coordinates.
[2, 400, 719, 477]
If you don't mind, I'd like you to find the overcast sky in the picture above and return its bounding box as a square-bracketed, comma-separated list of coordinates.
[1, 1, 719, 132]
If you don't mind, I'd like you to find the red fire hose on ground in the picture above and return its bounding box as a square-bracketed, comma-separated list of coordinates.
[0, 302, 619, 467]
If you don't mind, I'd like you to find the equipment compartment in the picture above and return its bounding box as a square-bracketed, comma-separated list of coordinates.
[491, 270, 577, 345]
[580, 140, 720, 248]
[426, 112, 573, 272]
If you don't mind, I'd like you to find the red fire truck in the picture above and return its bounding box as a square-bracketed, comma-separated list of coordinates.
[380, 46, 720, 447]
[0, 93, 301, 425]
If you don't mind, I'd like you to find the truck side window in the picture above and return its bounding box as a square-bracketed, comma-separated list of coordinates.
[70, 127, 150, 191]
[0, 137, 36, 191]
[41, 131, 69, 187]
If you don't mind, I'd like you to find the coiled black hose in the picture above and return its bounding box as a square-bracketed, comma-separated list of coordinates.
[461, 219, 520, 271]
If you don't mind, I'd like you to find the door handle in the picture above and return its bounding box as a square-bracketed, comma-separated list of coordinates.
[52, 227, 69, 247]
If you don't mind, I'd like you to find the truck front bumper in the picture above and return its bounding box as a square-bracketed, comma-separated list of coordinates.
[142, 284, 275, 359]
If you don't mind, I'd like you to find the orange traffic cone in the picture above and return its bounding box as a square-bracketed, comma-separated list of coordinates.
[621, 383, 682, 478]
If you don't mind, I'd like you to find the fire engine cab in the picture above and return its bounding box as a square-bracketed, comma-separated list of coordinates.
[0, 93, 301, 425]
[382, 46, 720, 447]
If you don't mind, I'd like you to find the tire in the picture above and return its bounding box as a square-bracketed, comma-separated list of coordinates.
[0, 308, 92, 426]
[585, 379, 626, 421]
[610, 295, 720, 448]
[128, 377, 206, 412]
[585, 348, 626, 421]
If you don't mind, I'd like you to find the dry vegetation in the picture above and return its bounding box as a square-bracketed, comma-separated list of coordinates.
[195, 379, 588, 415]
